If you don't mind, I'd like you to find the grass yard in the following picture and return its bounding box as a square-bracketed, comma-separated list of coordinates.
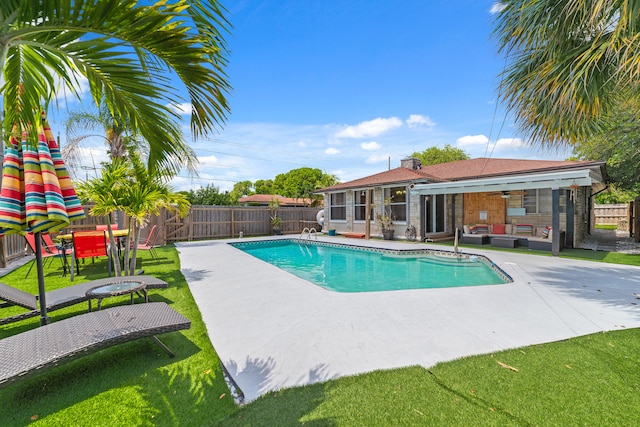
[2, 242, 640, 426]
[0, 246, 236, 426]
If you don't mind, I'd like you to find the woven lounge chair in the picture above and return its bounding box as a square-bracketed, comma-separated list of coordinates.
[0, 302, 190, 389]
[0, 275, 168, 325]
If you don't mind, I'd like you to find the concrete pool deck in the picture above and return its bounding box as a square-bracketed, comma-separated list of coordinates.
[176, 236, 640, 403]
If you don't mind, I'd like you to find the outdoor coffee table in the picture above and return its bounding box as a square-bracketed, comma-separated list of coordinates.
[86, 281, 147, 312]
[490, 236, 520, 248]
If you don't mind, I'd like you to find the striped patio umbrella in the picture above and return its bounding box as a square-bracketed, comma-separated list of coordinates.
[0, 112, 85, 325]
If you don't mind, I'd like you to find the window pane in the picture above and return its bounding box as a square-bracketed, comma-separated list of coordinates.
[390, 204, 406, 221]
[331, 206, 346, 220]
[331, 192, 345, 205]
[538, 189, 552, 214]
[523, 190, 537, 214]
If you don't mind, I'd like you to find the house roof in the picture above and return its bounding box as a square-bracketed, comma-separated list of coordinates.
[419, 158, 602, 181]
[238, 194, 313, 206]
[316, 158, 606, 192]
[315, 167, 443, 192]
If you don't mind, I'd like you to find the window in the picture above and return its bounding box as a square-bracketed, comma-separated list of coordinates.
[523, 189, 566, 214]
[330, 192, 346, 220]
[384, 186, 407, 221]
[353, 190, 373, 221]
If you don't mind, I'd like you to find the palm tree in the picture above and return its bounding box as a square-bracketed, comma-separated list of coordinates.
[76, 159, 130, 276]
[493, 1, 639, 146]
[120, 155, 190, 276]
[79, 155, 190, 276]
[0, 0, 230, 172]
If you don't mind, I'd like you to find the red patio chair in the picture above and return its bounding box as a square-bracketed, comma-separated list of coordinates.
[70, 230, 110, 281]
[135, 225, 159, 259]
[24, 233, 66, 278]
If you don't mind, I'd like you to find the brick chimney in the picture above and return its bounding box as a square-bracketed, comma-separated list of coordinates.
[400, 157, 422, 170]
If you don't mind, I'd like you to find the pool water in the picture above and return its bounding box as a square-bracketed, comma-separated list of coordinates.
[231, 240, 508, 292]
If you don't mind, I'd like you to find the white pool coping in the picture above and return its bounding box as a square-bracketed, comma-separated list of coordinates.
[177, 236, 640, 403]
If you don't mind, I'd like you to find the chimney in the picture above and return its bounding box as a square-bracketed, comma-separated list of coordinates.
[401, 157, 422, 170]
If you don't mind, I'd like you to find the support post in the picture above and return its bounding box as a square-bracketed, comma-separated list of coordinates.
[551, 188, 560, 256]
[365, 189, 371, 239]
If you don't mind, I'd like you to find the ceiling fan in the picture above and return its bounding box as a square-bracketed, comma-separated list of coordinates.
[487, 190, 525, 199]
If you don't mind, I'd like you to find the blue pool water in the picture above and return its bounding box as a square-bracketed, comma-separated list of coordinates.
[231, 240, 509, 292]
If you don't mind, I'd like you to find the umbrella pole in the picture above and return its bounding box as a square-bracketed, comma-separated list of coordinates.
[34, 231, 50, 325]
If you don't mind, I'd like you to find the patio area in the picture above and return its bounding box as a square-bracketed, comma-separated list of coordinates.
[177, 236, 640, 403]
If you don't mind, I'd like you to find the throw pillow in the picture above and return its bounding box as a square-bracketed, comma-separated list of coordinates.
[474, 224, 489, 234]
[492, 224, 506, 234]
[541, 227, 551, 239]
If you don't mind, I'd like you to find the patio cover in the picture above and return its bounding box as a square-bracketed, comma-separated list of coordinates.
[409, 168, 606, 195]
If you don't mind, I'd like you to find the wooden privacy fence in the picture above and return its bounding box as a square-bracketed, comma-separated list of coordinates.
[156, 205, 323, 242]
[594, 203, 630, 229]
[0, 205, 324, 267]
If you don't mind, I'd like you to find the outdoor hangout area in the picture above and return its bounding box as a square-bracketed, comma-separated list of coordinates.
[4, 1, 640, 425]
[1, 234, 640, 425]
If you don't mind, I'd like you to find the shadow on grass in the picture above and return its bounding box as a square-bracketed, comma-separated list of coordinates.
[1, 330, 203, 426]
[213, 380, 339, 426]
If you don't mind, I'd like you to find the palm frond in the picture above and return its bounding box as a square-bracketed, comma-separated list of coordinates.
[1, 0, 230, 172]
[493, 0, 640, 146]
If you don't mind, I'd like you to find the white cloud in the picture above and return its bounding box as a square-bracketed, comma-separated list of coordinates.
[406, 114, 436, 128]
[365, 153, 392, 164]
[489, 2, 506, 14]
[195, 155, 220, 165]
[335, 117, 403, 139]
[361, 141, 381, 151]
[168, 102, 192, 115]
[52, 67, 90, 104]
[456, 134, 489, 146]
[325, 147, 341, 155]
[494, 138, 525, 150]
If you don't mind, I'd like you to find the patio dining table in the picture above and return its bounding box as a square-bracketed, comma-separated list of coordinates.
[56, 229, 129, 243]
[56, 229, 130, 272]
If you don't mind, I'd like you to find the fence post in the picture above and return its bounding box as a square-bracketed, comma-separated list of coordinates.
[629, 200, 634, 238]
[635, 198, 640, 242]
[231, 208, 235, 238]
[0, 236, 5, 268]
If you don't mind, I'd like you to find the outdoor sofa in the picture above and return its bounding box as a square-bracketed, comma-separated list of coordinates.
[0, 275, 168, 325]
[461, 224, 563, 251]
[0, 302, 190, 389]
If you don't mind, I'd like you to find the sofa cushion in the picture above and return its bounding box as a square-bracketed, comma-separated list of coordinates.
[492, 224, 506, 234]
[505, 224, 513, 235]
[463, 225, 470, 234]
[472, 224, 489, 234]
[516, 224, 534, 235]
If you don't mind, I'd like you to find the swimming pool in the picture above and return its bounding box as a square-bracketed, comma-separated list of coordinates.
[231, 240, 510, 292]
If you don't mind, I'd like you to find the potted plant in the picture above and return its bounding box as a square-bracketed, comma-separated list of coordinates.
[376, 198, 395, 240]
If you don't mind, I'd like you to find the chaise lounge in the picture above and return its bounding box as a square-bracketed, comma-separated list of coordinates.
[0, 302, 190, 389]
[0, 275, 168, 325]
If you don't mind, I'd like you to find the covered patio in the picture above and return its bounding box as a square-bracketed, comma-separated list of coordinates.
[411, 166, 608, 255]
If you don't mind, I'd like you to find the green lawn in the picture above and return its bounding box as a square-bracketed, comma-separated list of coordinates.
[0, 247, 236, 426]
[2, 243, 639, 426]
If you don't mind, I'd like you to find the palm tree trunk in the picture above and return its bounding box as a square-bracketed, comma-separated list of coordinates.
[104, 216, 121, 276]
[128, 223, 142, 275]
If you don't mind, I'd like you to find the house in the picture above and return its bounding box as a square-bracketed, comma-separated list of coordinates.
[237, 194, 314, 207]
[315, 157, 608, 254]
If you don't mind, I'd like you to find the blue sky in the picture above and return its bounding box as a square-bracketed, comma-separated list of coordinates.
[53, 1, 572, 192]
